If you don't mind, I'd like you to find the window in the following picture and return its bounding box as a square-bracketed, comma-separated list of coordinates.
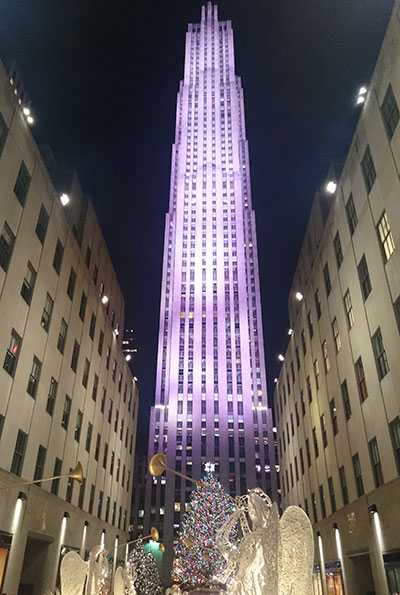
[88, 485, 95, 514]
[86, 422, 93, 452]
[85, 246, 92, 268]
[358, 255, 371, 301]
[75, 410, 83, 442]
[97, 491, 103, 519]
[95, 434, 101, 461]
[0, 112, 8, 156]
[66, 471, 74, 503]
[27, 356, 41, 398]
[34, 445, 46, 482]
[46, 377, 58, 416]
[319, 485, 326, 519]
[314, 290, 321, 319]
[51, 458, 62, 495]
[389, 417, 400, 475]
[355, 357, 368, 402]
[307, 310, 313, 339]
[61, 395, 72, 430]
[352, 453, 364, 497]
[35, 204, 49, 243]
[41, 293, 54, 332]
[67, 268, 76, 300]
[301, 330, 306, 355]
[3, 328, 21, 376]
[341, 380, 352, 420]
[79, 292, 87, 321]
[71, 340, 80, 372]
[92, 374, 99, 402]
[312, 427, 319, 457]
[377, 211, 395, 262]
[11, 430, 27, 476]
[345, 194, 358, 235]
[98, 330, 104, 356]
[20, 261, 36, 304]
[339, 466, 349, 506]
[344, 289, 355, 329]
[14, 161, 31, 206]
[323, 263, 331, 296]
[89, 313, 96, 340]
[361, 146, 376, 193]
[57, 318, 68, 354]
[332, 318, 341, 352]
[328, 477, 336, 513]
[320, 415, 328, 448]
[78, 480, 86, 509]
[0, 414, 4, 439]
[313, 360, 320, 390]
[330, 399, 338, 435]
[372, 327, 389, 380]
[369, 437, 384, 487]
[82, 358, 90, 388]
[305, 438, 311, 467]
[0, 221, 15, 272]
[322, 340, 330, 373]
[53, 239, 64, 274]
[381, 83, 399, 138]
[103, 443, 108, 469]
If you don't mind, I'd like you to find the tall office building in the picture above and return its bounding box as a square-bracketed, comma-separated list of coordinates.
[144, 2, 277, 558]
[0, 59, 138, 593]
[276, 4, 400, 594]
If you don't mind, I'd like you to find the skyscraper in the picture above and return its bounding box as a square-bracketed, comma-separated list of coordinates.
[144, 2, 277, 553]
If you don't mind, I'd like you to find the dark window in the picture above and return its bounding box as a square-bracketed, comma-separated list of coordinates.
[330, 399, 338, 435]
[339, 466, 349, 506]
[98, 330, 104, 356]
[51, 458, 62, 495]
[319, 485, 326, 519]
[97, 490, 103, 519]
[307, 310, 313, 339]
[0, 414, 4, 439]
[89, 313, 96, 340]
[314, 290, 321, 319]
[82, 358, 90, 388]
[75, 410, 83, 442]
[345, 194, 358, 235]
[71, 340, 80, 372]
[92, 374, 99, 402]
[85, 246, 91, 268]
[86, 422, 93, 453]
[372, 327, 389, 380]
[0, 222, 15, 272]
[14, 161, 31, 206]
[307, 375, 312, 403]
[358, 255, 372, 301]
[311, 493, 318, 523]
[381, 83, 399, 139]
[341, 380, 352, 420]
[3, 328, 21, 376]
[103, 443, 108, 469]
[361, 146, 376, 193]
[61, 395, 72, 430]
[320, 415, 328, 448]
[27, 356, 41, 398]
[352, 453, 364, 497]
[369, 437, 384, 487]
[46, 377, 58, 415]
[295, 346, 300, 370]
[93, 265, 98, 285]
[11, 430, 27, 476]
[53, 239, 64, 274]
[301, 330, 306, 355]
[344, 289, 355, 329]
[305, 438, 311, 467]
[78, 480, 86, 509]
[67, 268, 76, 300]
[95, 433, 101, 461]
[313, 427, 319, 458]
[41, 293, 54, 332]
[33, 445, 46, 482]
[323, 263, 331, 296]
[355, 357, 368, 402]
[79, 292, 87, 321]
[389, 417, 400, 475]
[333, 231, 343, 268]
[20, 261, 36, 304]
[35, 204, 49, 243]
[101, 389, 106, 414]
[0, 112, 9, 156]
[328, 476, 336, 513]
[299, 448, 305, 475]
[57, 318, 68, 354]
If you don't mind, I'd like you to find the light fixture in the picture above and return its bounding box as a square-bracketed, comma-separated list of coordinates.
[22, 106, 31, 116]
[273, 377, 278, 384]
[133, 376, 138, 382]
[356, 86, 367, 106]
[278, 354, 285, 362]
[325, 180, 337, 195]
[368, 504, 378, 516]
[288, 328, 294, 336]
[295, 291, 303, 302]
[101, 295, 109, 305]
[63, 512, 70, 519]
[356, 94, 365, 105]
[60, 193, 70, 207]
[358, 86, 367, 95]
[26, 115, 34, 126]
[125, 354, 132, 362]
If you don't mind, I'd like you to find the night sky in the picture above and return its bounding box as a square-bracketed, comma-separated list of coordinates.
[0, 0, 393, 452]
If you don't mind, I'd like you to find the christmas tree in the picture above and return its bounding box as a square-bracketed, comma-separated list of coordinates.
[172, 464, 236, 589]
[127, 540, 163, 595]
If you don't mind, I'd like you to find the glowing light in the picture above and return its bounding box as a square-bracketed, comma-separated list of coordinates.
[80, 523, 87, 556]
[326, 180, 337, 194]
[204, 461, 215, 473]
[26, 115, 34, 125]
[356, 95, 365, 105]
[334, 526, 343, 565]
[288, 328, 294, 336]
[60, 193, 70, 206]
[11, 496, 24, 533]
[60, 516, 68, 548]
[278, 354, 285, 362]
[101, 529, 106, 548]
[273, 377, 278, 384]
[318, 534, 326, 584]
[22, 106, 31, 116]
[113, 535, 118, 574]
[125, 354, 132, 362]
[101, 295, 109, 305]
[133, 376, 138, 382]
[358, 86, 367, 96]
[373, 511, 384, 552]
[295, 291, 303, 302]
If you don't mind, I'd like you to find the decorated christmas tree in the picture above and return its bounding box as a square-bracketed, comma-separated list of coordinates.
[172, 464, 236, 589]
[127, 540, 163, 595]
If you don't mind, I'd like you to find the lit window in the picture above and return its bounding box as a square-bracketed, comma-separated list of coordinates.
[377, 211, 395, 262]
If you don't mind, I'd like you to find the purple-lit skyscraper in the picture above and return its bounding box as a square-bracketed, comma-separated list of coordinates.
[144, 2, 277, 551]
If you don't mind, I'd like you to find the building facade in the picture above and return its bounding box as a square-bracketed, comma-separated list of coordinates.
[275, 4, 400, 594]
[144, 1, 277, 564]
[0, 60, 138, 594]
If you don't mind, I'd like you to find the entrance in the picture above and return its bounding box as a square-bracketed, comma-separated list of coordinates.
[0, 532, 12, 590]
[18, 533, 52, 595]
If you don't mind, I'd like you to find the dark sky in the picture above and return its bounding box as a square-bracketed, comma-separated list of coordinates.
[0, 0, 393, 452]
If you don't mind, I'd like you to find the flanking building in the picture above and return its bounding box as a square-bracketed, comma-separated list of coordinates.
[0, 59, 138, 593]
[275, 4, 400, 594]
